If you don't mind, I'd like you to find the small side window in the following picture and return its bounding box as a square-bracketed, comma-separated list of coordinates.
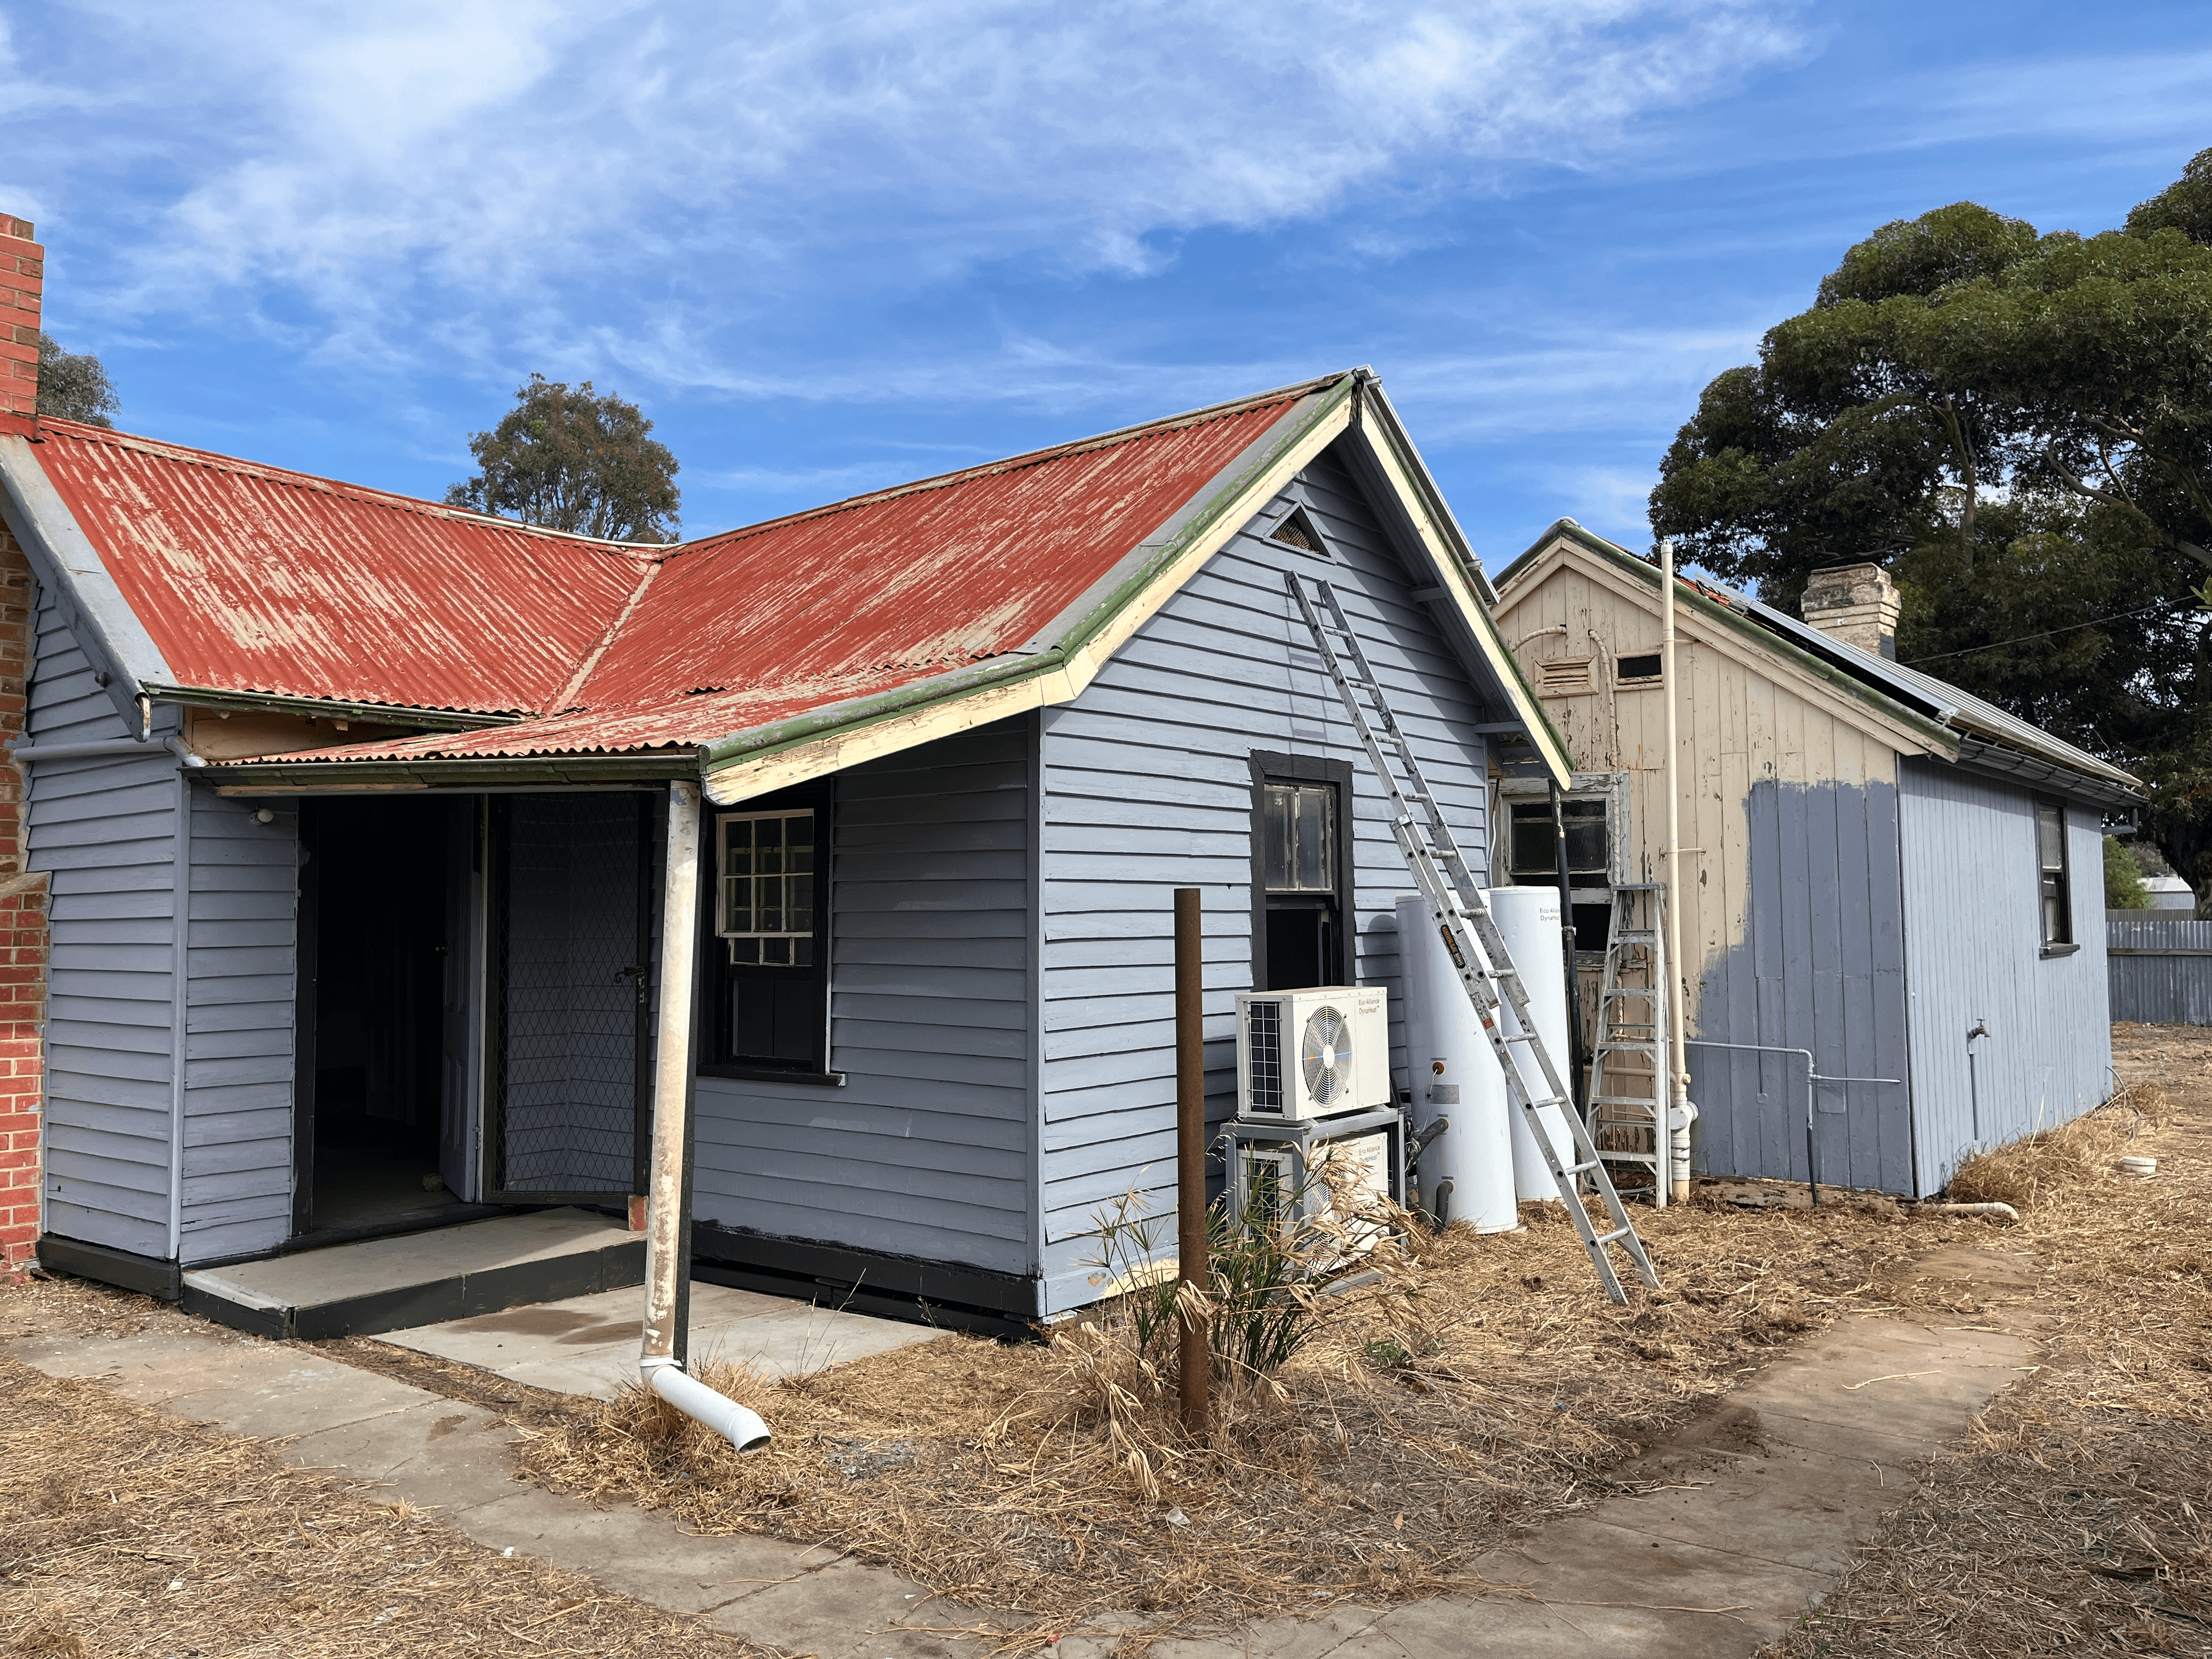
[2036, 797, 2072, 947]
[1616, 653, 1662, 685]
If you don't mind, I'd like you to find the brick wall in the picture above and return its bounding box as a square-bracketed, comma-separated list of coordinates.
[0, 524, 45, 1274]
[0, 213, 45, 1273]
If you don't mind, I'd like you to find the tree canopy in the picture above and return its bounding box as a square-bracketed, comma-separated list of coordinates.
[445, 375, 681, 544]
[36, 333, 119, 427]
[1650, 149, 2212, 909]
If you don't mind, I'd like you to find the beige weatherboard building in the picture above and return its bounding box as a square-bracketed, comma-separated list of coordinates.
[1490, 521, 2142, 1198]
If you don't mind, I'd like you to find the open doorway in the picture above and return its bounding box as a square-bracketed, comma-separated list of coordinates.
[297, 796, 477, 1238]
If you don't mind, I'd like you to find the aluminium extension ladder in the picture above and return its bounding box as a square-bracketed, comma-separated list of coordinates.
[1285, 572, 1661, 1304]
[1585, 883, 1671, 1206]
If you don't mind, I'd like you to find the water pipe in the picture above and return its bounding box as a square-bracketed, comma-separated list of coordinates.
[1682, 1040, 1901, 1206]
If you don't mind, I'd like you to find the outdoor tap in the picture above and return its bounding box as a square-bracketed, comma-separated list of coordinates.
[1966, 1019, 1990, 1042]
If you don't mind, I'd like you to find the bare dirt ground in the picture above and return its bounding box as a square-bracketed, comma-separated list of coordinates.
[1756, 1023, 2212, 1656]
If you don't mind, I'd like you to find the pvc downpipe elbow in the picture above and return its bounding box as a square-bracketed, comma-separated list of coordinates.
[640, 1359, 771, 1452]
[1928, 1201, 2019, 1226]
[1669, 1101, 1699, 1204]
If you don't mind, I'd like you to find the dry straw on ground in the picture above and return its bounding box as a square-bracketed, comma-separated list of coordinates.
[1762, 1026, 2212, 1656]
[0, 1348, 775, 1659]
[514, 1138, 2014, 1645]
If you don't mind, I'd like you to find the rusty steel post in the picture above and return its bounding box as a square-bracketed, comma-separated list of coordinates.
[1173, 887, 1210, 1439]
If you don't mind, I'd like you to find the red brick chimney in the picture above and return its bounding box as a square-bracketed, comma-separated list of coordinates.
[0, 210, 46, 1273]
[0, 215, 38, 431]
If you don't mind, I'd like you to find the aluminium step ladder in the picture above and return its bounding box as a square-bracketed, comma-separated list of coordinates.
[1585, 883, 1671, 1206]
[1285, 573, 1661, 1304]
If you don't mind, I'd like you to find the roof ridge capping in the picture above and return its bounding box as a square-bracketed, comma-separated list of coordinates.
[30, 415, 669, 555]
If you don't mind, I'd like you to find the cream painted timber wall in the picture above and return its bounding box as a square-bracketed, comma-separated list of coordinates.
[1493, 537, 1944, 1036]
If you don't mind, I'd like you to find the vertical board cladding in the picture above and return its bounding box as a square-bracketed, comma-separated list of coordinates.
[690, 718, 1033, 1281]
[1497, 545, 1922, 1193]
[26, 587, 178, 1258]
[179, 786, 296, 1265]
[1899, 760, 2113, 1194]
[1035, 447, 1491, 1315]
[2106, 913, 2212, 1026]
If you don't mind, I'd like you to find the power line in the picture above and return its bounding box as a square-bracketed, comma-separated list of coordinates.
[1901, 600, 2193, 666]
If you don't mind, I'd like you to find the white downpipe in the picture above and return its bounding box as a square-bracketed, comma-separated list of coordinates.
[1660, 538, 1694, 1203]
[639, 778, 770, 1454]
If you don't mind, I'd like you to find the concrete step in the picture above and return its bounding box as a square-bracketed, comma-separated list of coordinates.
[178, 1207, 646, 1340]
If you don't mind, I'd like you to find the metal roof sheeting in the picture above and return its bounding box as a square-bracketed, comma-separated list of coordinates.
[26, 383, 1329, 765]
[30, 420, 655, 715]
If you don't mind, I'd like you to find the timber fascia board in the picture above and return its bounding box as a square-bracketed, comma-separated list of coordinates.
[0, 431, 176, 731]
[1498, 536, 1962, 761]
[1339, 389, 1573, 788]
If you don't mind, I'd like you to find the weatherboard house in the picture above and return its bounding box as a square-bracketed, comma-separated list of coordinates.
[1491, 522, 2143, 1199]
[0, 347, 1584, 1326]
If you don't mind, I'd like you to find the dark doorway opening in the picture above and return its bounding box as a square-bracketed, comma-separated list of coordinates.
[297, 797, 472, 1237]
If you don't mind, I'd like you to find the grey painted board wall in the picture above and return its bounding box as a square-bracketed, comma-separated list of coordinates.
[690, 718, 1034, 1278]
[1035, 446, 1492, 1315]
[1898, 759, 2113, 1195]
[1687, 778, 1913, 1195]
[2106, 913, 2212, 1025]
[27, 586, 182, 1257]
[179, 785, 296, 1265]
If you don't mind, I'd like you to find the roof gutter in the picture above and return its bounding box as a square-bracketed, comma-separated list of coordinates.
[207, 750, 699, 794]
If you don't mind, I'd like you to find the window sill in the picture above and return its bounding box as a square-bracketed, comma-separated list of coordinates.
[698, 1064, 847, 1087]
[2039, 942, 2081, 958]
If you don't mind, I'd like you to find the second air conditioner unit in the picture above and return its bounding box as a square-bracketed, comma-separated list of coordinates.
[1235, 985, 1390, 1121]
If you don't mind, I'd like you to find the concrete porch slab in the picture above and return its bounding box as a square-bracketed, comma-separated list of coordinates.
[379, 1278, 951, 1397]
[178, 1207, 646, 1340]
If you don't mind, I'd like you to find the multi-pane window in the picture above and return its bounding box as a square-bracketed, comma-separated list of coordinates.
[1510, 800, 1607, 881]
[1262, 782, 1335, 893]
[718, 811, 815, 967]
[2036, 798, 2072, 947]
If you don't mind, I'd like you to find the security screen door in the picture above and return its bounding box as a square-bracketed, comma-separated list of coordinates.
[486, 793, 653, 1204]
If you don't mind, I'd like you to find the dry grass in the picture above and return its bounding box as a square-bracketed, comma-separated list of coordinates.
[513, 1157, 1982, 1645]
[1762, 1025, 2212, 1656]
[0, 1353, 780, 1659]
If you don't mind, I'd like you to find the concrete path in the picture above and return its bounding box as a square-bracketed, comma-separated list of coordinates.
[9, 1245, 2043, 1657]
[381, 1279, 946, 1397]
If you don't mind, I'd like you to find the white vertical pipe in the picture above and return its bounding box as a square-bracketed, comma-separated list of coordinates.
[166, 766, 189, 1263]
[1660, 538, 1692, 1202]
[639, 778, 768, 1452]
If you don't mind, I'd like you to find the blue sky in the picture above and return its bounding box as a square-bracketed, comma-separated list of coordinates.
[5, 2, 2209, 583]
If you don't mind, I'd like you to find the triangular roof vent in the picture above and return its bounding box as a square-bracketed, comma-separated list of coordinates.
[1269, 507, 1324, 555]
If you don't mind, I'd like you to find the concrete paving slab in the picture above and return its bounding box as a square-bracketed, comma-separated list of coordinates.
[285, 1400, 524, 1514]
[178, 1207, 647, 1340]
[709, 1556, 975, 1658]
[382, 1278, 949, 1397]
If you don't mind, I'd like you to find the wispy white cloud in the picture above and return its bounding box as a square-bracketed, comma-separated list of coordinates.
[1, 1, 1813, 378]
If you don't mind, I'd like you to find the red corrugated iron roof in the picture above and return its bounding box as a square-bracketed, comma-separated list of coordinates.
[31, 419, 654, 715]
[30, 382, 1321, 761]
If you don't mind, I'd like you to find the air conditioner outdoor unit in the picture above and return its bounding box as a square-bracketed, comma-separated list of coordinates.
[1235, 986, 1390, 1121]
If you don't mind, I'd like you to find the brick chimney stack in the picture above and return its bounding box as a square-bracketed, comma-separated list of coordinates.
[0, 215, 39, 428]
[1801, 563, 1902, 661]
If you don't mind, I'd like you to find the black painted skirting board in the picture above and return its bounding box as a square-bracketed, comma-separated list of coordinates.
[37, 1233, 183, 1301]
[180, 1237, 648, 1341]
[689, 1222, 1042, 1339]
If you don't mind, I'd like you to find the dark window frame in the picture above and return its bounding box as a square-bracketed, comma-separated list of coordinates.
[1249, 751, 1357, 991]
[1615, 652, 1663, 685]
[698, 778, 840, 1084]
[2036, 794, 2077, 956]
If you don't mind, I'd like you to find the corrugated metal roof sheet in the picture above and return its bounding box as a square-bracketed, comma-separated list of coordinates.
[30, 419, 654, 715]
[33, 383, 1319, 765]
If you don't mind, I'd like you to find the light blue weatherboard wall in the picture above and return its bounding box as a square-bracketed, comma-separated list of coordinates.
[1896, 759, 2112, 1195]
[27, 584, 183, 1259]
[1687, 777, 1914, 1197]
[689, 718, 1035, 1278]
[1034, 447, 1492, 1315]
[27, 582, 301, 1266]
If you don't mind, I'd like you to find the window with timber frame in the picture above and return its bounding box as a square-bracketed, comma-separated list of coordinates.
[1250, 751, 1356, 990]
[703, 782, 835, 1079]
[2036, 796, 2074, 951]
